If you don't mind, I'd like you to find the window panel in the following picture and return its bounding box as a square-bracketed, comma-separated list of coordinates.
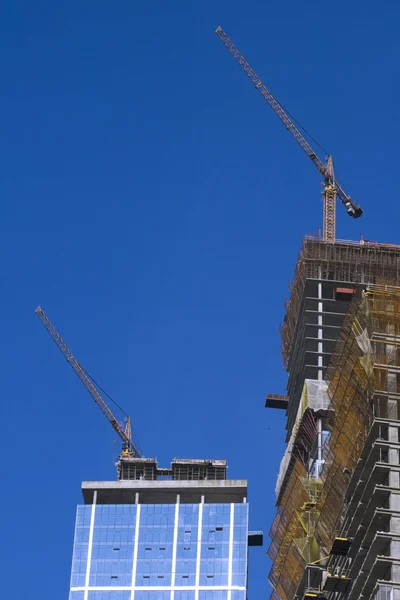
[136, 507, 173, 587]
[231, 592, 246, 600]
[199, 592, 228, 600]
[174, 593, 195, 600]
[199, 504, 234, 587]
[88, 593, 131, 600]
[69, 592, 84, 600]
[135, 592, 170, 600]
[88, 505, 137, 587]
[70, 506, 92, 589]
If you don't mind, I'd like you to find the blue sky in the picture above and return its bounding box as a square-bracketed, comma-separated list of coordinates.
[2, 1, 400, 598]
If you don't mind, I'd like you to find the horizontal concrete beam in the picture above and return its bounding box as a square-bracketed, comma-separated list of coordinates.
[82, 479, 248, 505]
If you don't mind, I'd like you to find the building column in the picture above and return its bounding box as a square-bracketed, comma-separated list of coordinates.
[130, 503, 141, 600]
[171, 494, 180, 600]
[318, 280, 323, 381]
[228, 503, 234, 600]
[387, 399, 400, 581]
[84, 491, 97, 600]
[195, 501, 204, 600]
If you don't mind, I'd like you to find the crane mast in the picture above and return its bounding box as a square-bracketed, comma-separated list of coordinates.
[324, 156, 336, 243]
[215, 26, 362, 242]
[35, 306, 140, 458]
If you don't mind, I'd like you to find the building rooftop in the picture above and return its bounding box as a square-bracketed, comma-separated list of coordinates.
[82, 479, 248, 505]
[117, 456, 228, 482]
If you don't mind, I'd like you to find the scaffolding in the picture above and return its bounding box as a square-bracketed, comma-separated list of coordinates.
[269, 285, 400, 600]
[280, 237, 400, 368]
[275, 379, 330, 502]
[314, 291, 374, 552]
[268, 460, 310, 600]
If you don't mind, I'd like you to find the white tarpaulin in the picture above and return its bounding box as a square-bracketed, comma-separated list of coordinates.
[275, 379, 330, 501]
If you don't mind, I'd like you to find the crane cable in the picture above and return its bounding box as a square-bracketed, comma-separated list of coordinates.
[219, 26, 331, 159]
[79, 363, 129, 418]
[276, 97, 330, 158]
[80, 364, 143, 454]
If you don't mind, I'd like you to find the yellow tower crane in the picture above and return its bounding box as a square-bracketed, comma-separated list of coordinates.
[215, 26, 363, 242]
[35, 306, 140, 458]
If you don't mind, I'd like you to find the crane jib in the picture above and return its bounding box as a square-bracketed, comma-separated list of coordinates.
[35, 306, 141, 458]
[215, 26, 363, 222]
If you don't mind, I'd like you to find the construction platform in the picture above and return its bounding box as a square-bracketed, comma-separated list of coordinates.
[117, 457, 227, 482]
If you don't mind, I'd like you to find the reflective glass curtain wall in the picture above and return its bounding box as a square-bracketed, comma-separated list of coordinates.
[69, 502, 248, 600]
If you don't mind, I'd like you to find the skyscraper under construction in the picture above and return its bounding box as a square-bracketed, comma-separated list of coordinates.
[267, 236, 400, 600]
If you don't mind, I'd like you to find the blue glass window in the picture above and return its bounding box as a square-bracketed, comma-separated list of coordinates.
[174, 593, 195, 600]
[69, 592, 85, 600]
[135, 592, 170, 600]
[89, 505, 137, 587]
[199, 592, 228, 600]
[70, 502, 249, 596]
[88, 593, 131, 600]
[135, 505, 175, 587]
[175, 503, 198, 586]
[231, 592, 246, 600]
[70, 506, 92, 587]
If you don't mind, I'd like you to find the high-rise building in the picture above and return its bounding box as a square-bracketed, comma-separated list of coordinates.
[267, 237, 400, 600]
[68, 458, 262, 600]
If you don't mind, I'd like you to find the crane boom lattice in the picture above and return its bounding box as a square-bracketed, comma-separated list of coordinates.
[35, 306, 141, 458]
[215, 26, 363, 241]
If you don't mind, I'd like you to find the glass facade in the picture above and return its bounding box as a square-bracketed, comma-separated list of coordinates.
[69, 502, 248, 600]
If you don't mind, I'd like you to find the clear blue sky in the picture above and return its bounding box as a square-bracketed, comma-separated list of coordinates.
[2, 1, 400, 598]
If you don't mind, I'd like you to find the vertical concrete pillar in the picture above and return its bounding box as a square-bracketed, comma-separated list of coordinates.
[393, 587, 400, 600]
[388, 399, 399, 421]
[389, 462, 399, 488]
[318, 418, 323, 463]
[318, 280, 323, 382]
[390, 492, 400, 565]
[391, 540, 400, 581]
[386, 391, 400, 583]
[388, 401, 399, 488]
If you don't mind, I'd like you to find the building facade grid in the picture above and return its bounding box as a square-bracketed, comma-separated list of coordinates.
[69, 502, 248, 600]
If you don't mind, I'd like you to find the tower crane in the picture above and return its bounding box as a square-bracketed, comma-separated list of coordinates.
[215, 26, 363, 242]
[35, 306, 140, 458]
